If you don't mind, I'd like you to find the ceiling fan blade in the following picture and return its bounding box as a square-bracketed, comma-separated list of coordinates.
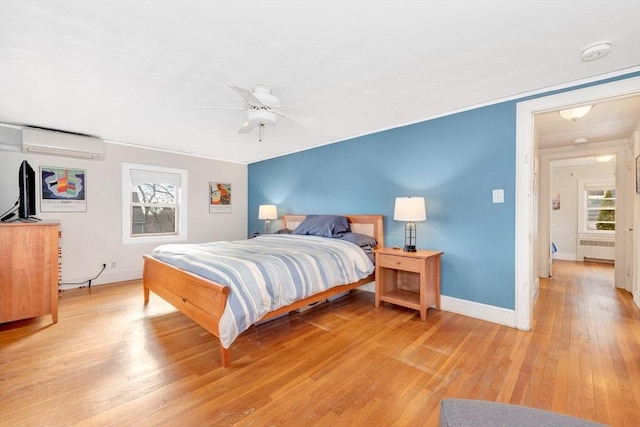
[238, 120, 255, 134]
[186, 106, 245, 111]
[229, 85, 264, 108]
[278, 111, 316, 130]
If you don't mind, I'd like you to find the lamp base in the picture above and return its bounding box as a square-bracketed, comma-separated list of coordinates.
[403, 245, 417, 252]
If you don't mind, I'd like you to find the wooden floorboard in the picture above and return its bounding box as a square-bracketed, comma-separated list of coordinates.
[1, 261, 638, 426]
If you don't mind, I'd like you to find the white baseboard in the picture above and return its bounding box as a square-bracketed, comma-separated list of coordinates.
[59, 276, 518, 330]
[440, 295, 516, 327]
[363, 281, 516, 328]
[96, 269, 141, 285]
[553, 252, 576, 261]
[59, 269, 141, 289]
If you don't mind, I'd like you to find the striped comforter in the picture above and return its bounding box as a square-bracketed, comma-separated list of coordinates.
[151, 234, 374, 348]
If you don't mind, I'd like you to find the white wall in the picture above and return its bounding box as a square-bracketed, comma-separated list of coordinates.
[0, 142, 247, 287]
[550, 161, 616, 260]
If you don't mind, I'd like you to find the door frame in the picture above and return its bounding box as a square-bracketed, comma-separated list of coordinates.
[515, 76, 640, 330]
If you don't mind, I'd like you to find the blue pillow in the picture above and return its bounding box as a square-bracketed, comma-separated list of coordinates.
[337, 232, 377, 248]
[292, 215, 350, 238]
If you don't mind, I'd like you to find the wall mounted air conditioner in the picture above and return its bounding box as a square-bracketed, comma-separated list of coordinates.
[21, 127, 104, 160]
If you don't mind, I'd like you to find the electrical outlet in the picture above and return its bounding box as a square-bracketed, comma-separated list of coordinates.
[110, 261, 116, 269]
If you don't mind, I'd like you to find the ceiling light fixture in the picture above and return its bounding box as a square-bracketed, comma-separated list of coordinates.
[559, 105, 593, 121]
[581, 42, 611, 62]
[574, 137, 588, 144]
[595, 154, 614, 163]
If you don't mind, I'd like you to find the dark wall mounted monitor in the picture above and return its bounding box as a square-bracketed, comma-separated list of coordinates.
[18, 160, 36, 219]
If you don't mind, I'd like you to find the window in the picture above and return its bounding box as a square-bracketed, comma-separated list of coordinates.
[121, 163, 188, 243]
[583, 184, 615, 232]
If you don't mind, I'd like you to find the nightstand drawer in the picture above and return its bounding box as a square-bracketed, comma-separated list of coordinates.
[377, 254, 422, 273]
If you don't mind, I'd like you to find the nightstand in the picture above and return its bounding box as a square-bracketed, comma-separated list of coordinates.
[374, 248, 443, 321]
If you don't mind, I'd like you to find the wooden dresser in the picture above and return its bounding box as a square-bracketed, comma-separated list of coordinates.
[0, 221, 60, 324]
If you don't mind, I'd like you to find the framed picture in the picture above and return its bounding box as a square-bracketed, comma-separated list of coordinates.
[40, 166, 87, 212]
[552, 192, 560, 210]
[636, 155, 640, 195]
[209, 182, 231, 213]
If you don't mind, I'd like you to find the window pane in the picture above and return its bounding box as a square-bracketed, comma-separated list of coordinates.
[132, 206, 176, 235]
[132, 183, 176, 205]
[587, 209, 615, 220]
[587, 199, 616, 208]
[587, 209, 615, 231]
[584, 186, 615, 232]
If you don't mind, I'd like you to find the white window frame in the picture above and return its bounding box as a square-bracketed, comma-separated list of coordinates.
[578, 178, 615, 235]
[121, 163, 188, 244]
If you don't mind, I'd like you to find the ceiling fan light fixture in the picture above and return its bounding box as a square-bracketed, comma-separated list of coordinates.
[595, 154, 615, 163]
[559, 105, 593, 121]
[245, 109, 278, 127]
[581, 42, 611, 62]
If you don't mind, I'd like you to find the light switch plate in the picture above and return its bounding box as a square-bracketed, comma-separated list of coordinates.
[492, 189, 504, 203]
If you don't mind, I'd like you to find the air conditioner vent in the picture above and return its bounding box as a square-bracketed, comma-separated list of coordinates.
[579, 240, 615, 247]
[21, 127, 104, 160]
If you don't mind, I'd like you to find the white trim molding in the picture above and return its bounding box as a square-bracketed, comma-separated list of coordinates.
[440, 295, 516, 327]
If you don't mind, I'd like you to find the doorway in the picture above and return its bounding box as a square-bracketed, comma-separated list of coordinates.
[515, 76, 640, 331]
[548, 157, 617, 270]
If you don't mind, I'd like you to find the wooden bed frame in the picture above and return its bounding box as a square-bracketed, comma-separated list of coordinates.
[143, 214, 384, 367]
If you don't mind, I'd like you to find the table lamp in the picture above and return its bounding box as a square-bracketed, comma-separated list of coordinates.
[258, 205, 278, 234]
[393, 197, 426, 252]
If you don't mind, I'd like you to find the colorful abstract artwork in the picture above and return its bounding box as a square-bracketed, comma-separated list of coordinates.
[40, 167, 87, 212]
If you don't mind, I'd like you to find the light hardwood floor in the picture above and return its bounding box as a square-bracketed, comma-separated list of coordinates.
[1, 260, 638, 426]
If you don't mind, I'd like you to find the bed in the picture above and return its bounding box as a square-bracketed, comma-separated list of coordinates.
[143, 214, 384, 367]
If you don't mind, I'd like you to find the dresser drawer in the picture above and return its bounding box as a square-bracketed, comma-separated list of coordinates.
[378, 254, 422, 273]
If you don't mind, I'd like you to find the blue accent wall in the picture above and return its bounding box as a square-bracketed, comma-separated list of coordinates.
[248, 73, 639, 310]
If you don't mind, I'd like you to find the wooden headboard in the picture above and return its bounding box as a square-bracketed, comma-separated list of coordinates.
[281, 214, 384, 249]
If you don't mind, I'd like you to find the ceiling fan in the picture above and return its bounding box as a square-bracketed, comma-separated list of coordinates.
[230, 85, 280, 133]
[190, 84, 293, 142]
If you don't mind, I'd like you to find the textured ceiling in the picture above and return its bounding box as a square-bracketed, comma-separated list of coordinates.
[1, 1, 639, 164]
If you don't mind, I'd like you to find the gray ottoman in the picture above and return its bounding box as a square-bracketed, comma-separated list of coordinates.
[439, 399, 607, 427]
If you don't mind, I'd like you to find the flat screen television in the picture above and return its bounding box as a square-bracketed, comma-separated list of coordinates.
[18, 160, 36, 219]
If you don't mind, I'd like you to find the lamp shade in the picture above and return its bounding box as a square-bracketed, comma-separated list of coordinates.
[393, 197, 426, 222]
[258, 204, 278, 220]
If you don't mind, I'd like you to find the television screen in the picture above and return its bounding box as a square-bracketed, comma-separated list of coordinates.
[18, 160, 36, 219]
